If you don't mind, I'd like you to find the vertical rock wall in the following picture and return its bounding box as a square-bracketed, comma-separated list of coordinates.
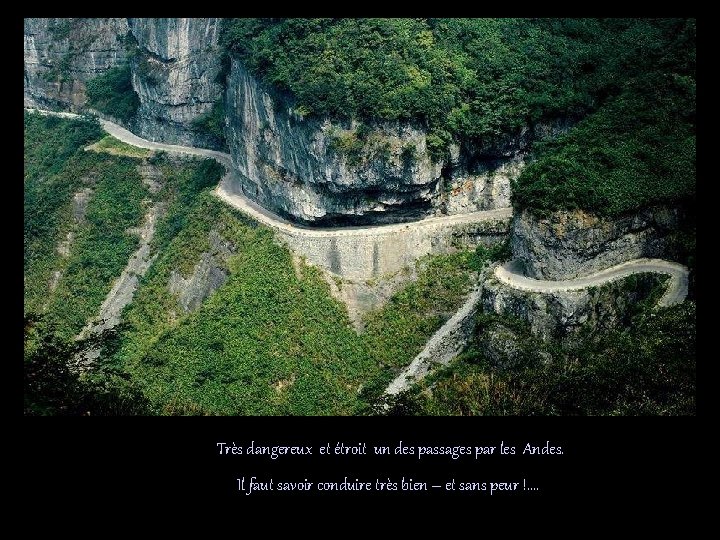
[128, 18, 225, 148]
[511, 207, 681, 280]
[24, 18, 129, 110]
[24, 19, 568, 225]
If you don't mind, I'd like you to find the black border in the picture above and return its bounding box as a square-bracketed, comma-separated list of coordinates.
[18, 16, 702, 509]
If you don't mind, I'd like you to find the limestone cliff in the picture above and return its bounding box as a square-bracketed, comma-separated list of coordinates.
[475, 203, 686, 356]
[511, 207, 681, 280]
[225, 58, 568, 225]
[224, 59, 443, 225]
[128, 18, 224, 148]
[24, 18, 129, 110]
[24, 18, 224, 149]
[480, 265, 666, 344]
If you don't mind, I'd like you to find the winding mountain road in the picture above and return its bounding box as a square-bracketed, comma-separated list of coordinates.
[28, 107, 690, 308]
[25, 108, 512, 238]
[385, 258, 689, 397]
[494, 258, 689, 307]
[28, 107, 691, 390]
[27, 108, 690, 305]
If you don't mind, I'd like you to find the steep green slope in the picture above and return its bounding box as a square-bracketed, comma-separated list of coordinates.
[113, 189, 489, 415]
[25, 111, 488, 415]
[512, 73, 695, 217]
[24, 112, 148, 338]
[116, 194, 373, 415]
[391, 301, 696, 416]
[25, 113, 102, 310]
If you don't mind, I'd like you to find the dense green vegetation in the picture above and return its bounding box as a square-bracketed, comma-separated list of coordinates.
[24, 317, 150, 415]
[24, 112, 103, 181]
[86, 65, 140, 122]
[223, 18, 695, 214]
[24, 112, 148, 339]
[358, 243, 507, 398]
[150, 156, 225, 255]
[112, 182, 492, 414]
[223, 20, 688, 148]
[45, 157, 147, 337]
[223, 18, 595, 149]
[513, 72, 695, 216]
[390, 300, 695, 416]
[115, 197, 371, 415]
[25, 113, 102, 314]
[24, 112, 154, 415]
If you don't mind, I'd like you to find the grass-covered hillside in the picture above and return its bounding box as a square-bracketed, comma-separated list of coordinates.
[24, 112, 495, 415]
[512, 68, 695, 217]
[391, 301, 696, 416]
[113, 193, 489, 415]
[24, 112, 147, 339]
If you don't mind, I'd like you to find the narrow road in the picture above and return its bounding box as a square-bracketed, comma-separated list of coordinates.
[27, 108, 692, 389]
[25, 108, 513, 238]
[27, 108, 690, 306]
[384, 287, 482, 397]
[384, 257, 690, 398]
[494, 258, 689, 307]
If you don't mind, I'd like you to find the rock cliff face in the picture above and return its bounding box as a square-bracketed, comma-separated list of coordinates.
[225, 60, 443, 225]
[225, 58, 568, 225]
[24, 18, 563, 225]
[128, 18, 224, 148]
[441, 157, 519, 215]
[511, 207, 681, 280]
[439, 121, 571, 216]
[24, 18, 129, 110]
[480, 266, 666, 343]
[168, 229, 234, 312]
[24, 18, 224, 149]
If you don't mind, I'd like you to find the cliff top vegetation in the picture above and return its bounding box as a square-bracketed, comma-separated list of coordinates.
[223, 18, 695, 215]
